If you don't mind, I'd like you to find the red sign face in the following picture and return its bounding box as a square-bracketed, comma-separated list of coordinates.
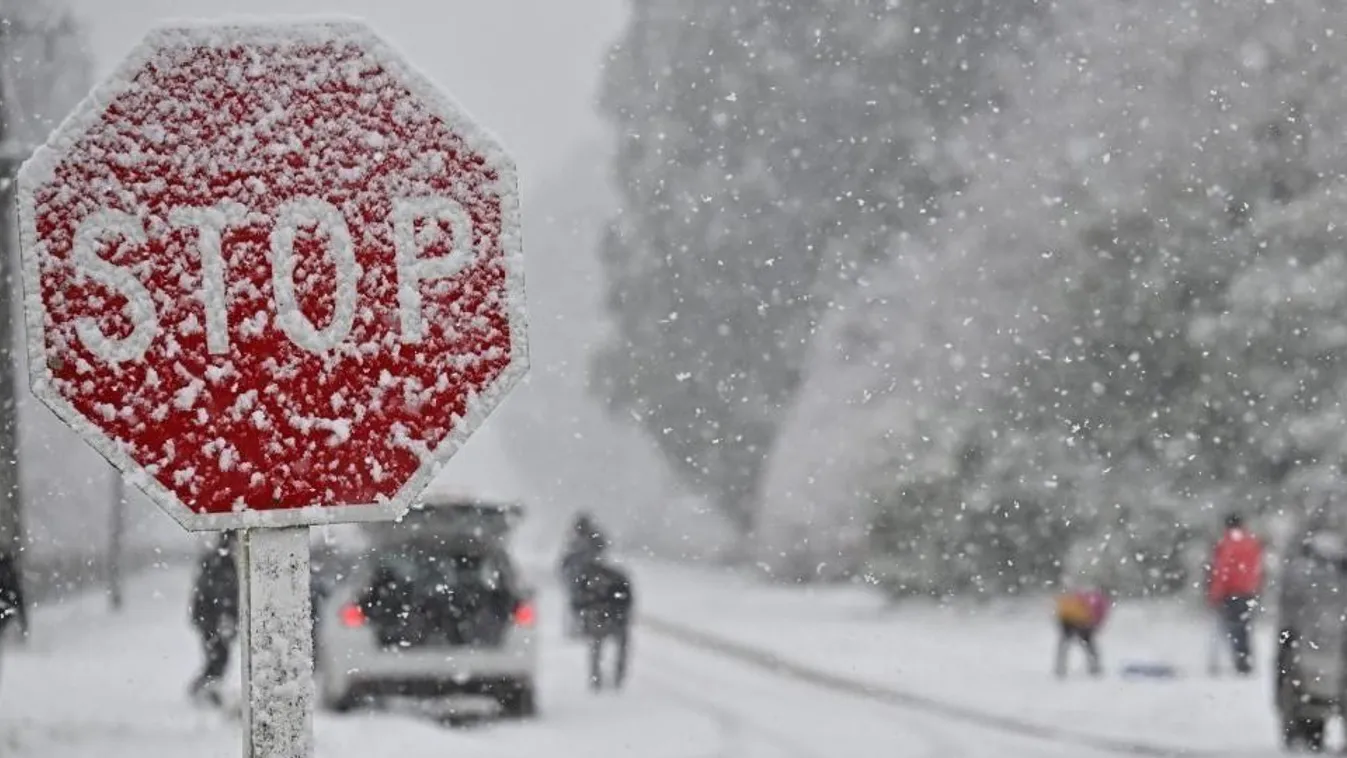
[18, 21, 527, 530]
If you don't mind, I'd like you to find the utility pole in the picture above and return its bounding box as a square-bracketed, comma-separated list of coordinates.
[0, 21, 24, 571]
[108, 473, 125, 611]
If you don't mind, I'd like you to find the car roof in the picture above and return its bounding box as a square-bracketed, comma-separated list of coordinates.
[358, 497, 523, 548]
[389, 533, 505, 557]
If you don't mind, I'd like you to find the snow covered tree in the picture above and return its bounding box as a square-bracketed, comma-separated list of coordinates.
[761, 0, 1347, 596]
[756, 229, 1088, 592]
[492, 141, 683, 547]
[986, 0, 1347, 570]
[593, 0, 1039, 542]
[1192, 185, 1347, 515]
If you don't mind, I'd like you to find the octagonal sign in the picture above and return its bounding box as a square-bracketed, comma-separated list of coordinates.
[17, 20, 528, 531]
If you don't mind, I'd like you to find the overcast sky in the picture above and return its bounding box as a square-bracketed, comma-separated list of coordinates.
[67, 0, 628, 189]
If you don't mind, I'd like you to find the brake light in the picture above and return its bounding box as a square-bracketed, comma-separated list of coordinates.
[513, 601, 536, 628]
[340, 603, 366, 628]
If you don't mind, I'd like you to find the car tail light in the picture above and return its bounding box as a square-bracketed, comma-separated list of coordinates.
[513, 601, 536, 628]
[340, 603, 367, 628]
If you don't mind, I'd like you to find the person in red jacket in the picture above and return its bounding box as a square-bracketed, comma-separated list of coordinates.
[1208, 513, 1265, 675]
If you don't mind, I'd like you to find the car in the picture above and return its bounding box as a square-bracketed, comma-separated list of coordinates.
[314, 497, 538, 718]
[1276, 508, 1347, 752]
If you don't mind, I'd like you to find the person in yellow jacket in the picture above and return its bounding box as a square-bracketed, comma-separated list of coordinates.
[1054, 587, 1111, 678]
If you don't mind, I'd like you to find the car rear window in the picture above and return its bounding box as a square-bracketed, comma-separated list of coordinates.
[373, 548, 511, 593]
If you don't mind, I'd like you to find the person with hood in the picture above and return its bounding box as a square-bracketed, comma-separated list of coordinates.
[1208, 513, 1265, 675]
[560, 513, 610, 637]
[571, 555, 635, 691]
[1276, 512, 1347, 751]
[1054, 585, 1111, 678]
[189, 530, 240, 704]
[560, 513, 608, 575]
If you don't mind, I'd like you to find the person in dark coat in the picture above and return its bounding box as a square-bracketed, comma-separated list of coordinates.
[560, 513, 609, 577]
[0, 552, 28, 642]
[189, 531, 240, 703]
[560, 513, 610, 637]
[571, 557, 634, 691]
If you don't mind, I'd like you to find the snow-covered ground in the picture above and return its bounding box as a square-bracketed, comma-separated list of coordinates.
[634, 560, 1290, 756]
[0, 558, 1290, 757]
[0, 566, 726, 758]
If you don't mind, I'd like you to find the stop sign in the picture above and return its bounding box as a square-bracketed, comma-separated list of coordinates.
[17, 21, 527, 531]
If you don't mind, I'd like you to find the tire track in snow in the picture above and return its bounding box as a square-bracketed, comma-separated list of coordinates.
[639, 624, 963, 758]
[0, 714, 231, 750]
[642, 675, 829, 758]
[641, 615, 1225, 758]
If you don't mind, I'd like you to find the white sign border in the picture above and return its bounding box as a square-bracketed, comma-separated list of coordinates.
[16, 17, 529, 532]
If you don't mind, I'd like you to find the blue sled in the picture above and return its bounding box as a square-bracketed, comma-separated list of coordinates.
[1119, 662, 1180, 679]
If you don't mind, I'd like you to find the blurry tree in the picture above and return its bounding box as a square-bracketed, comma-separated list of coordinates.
[0, 1, 91, 561]
[1, 3, 89, 149]
[1193, 185, 1347, 514]
[976, 0, 1347, 586]
[493, 141, 677, 544]
[763, 0, 1347, 596]
[593, 0, 1040, 543]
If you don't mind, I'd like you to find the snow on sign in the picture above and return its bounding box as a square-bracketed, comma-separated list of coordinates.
[16, 20, 528, 531]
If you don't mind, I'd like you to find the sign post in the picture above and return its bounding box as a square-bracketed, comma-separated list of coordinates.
[16, 19, 527, 758]
[239, 527, 313, 756]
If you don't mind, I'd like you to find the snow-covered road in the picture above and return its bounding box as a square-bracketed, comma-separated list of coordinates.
[0, 562, 1279, 757]
[0, 566, 723, 758]
[633, 560, 1293, 758]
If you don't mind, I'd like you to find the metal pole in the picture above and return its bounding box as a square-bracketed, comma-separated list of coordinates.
[107, 473, 125, 611]
[0, 5, 22, 565]
[240, 526, 314, 758]
[0, 155, 23, 567]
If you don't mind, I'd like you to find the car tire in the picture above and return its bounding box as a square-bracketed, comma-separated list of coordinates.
[1283, 714, 1326, 753]
[1302, 718, 1326, 753]
[498, 679, 537, 719]
[1282, 715, 1300, 750]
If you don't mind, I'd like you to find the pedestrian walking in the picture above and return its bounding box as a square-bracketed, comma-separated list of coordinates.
[188, 530, 239, 705]
[1054, 586, 1110, 678]
[571, 557, 634, 691]
[559, 512, 609, 638]
[0, 551, 28, 642]
[1207, 513, 1264, 676]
